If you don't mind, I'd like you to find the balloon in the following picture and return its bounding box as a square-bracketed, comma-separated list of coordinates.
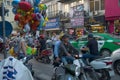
[14, 14, 21, 21]
[12, 8, 17, 14]
[30, 20, 39, 31]
[37, 15, 44, 30]
[42, 22, 46, 27]
[31, 13, 37, 20]
[34, 7, 40, 13]
[38, 4, 47, 10]
[19, 1, 32, 11]
[12, 0, 20, 7]
[24, 23, 30, 32]
[34, 0, 41, 6]
[36, 13, 41, 21]
[45, 17, 48, 22]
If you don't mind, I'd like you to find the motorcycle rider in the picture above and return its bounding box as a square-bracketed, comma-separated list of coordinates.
[57, 34, 79, 65]
[81, 33, 100, 65]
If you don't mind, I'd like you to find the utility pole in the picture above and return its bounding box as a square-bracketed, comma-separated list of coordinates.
[2, 0, 7, 59]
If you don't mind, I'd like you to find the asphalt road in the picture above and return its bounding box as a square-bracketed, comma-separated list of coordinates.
[30, 58, 120, 80]
[1, 53, 120, 80]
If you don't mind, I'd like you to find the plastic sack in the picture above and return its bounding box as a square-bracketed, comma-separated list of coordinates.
[0, 56, 34, 80]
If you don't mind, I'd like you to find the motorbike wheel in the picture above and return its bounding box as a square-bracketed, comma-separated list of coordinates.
[88, 71, 99, 80]
[114, 60, 120, 75]
[99, 70, 111, 80]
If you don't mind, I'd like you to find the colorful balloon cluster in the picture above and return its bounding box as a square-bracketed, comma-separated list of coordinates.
[12, 0, 48, 32]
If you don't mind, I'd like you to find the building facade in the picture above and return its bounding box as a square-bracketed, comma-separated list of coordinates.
[0, 0, 19, 32]
[43, 0, 106, 34]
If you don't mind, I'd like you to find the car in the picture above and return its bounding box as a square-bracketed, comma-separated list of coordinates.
[111, 49, 120, 75]
[70, 33, 120, 57]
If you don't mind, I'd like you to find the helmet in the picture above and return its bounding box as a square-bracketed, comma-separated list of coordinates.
[88, 33, 93, 38]
[60, 34, 69, 40]
[40, 35, 44, 39]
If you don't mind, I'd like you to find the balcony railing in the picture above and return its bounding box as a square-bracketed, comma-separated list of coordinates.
[47, 10, 70, 19]
[47, 10, 60, 18]
[58, 0, 75, 3]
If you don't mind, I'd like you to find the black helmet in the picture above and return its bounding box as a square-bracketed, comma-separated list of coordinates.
[88, 34, 93, 38]
[61, 34, 69, 40]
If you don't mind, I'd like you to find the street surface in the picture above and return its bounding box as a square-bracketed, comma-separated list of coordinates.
[30, 58, 120, 80]
[1, 53, 120, 80]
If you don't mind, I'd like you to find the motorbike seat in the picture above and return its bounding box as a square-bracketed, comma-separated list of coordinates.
[88, 56, 102, 62]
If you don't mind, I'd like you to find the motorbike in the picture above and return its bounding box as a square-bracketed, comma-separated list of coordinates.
[35, 48, 53, 64]
[51, 62, 80, 80]
[73, 54, 115, 80]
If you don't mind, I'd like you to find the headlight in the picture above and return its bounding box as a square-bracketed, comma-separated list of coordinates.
[75, 66, 80, 76]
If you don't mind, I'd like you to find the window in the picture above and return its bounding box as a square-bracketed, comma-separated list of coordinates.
[47, 3, 59, 17]
[95, 1, 99, 11]
[65, 4, 69, 13]
[90, 0, 104, 12]
[90, 0, 94, 12]
[101, 0, 104, 10]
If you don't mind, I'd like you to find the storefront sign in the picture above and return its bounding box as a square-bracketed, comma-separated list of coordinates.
[44, 18, 59, 29]
[71, 17, 84, 27]
[70, 4, 84, 27]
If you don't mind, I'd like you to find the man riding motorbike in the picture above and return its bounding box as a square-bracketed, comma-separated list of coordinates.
[53, 34, 79, 65]
[81, 33, 100, 65]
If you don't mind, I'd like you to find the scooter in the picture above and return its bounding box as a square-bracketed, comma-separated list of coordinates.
[51, 62, 80, 80]
[35, 48, 53, 64]
[73, 54, 115, 80]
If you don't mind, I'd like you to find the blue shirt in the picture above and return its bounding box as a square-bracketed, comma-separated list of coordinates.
[54, 40, 61, 57]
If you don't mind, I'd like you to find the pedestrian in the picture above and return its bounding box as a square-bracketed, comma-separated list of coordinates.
[51, 32, 59, 51]
[38, 34, 46, 52]
[17, 30, 27, 59]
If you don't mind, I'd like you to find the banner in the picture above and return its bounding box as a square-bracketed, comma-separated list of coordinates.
[70, 4, 84, 27]
[44, 18, 60, 29]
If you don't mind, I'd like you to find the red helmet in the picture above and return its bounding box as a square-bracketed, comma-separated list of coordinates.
[39, 35, 44, 39]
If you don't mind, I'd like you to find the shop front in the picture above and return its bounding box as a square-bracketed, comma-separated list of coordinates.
[105, 0, 120, 34]
[84, 15, 106, 33]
